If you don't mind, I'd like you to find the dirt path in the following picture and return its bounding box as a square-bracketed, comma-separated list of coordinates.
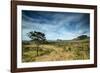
[35, 45, 74, 61]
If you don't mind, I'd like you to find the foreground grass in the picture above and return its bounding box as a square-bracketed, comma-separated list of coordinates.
[22, 40, 90, 62]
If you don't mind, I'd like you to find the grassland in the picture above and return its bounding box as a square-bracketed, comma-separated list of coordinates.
[22, 39, 90, 62]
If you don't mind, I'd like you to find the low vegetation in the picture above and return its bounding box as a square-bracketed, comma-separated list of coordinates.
[22, 38, 90, 62]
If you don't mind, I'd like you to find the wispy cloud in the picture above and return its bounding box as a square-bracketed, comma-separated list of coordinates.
[22, 10, 90, 40]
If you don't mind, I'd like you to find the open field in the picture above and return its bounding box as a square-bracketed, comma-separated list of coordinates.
[22, 39, 90, 62]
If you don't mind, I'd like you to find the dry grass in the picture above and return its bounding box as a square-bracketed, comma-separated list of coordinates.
[22, 40, 90, 62]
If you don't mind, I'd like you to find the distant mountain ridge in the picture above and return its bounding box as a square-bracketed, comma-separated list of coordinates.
[73, 35, 89, 40]
[22, 35, 89, 42]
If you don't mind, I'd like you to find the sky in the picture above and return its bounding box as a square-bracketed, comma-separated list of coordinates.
[22, 10, 90, 41]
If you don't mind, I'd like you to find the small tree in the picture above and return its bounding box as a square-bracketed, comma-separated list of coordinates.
[27, 31, 46, 56]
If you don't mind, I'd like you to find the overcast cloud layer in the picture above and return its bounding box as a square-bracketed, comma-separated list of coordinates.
[22, 10, 90, 40]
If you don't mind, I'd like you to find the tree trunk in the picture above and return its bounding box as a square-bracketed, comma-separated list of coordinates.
[36, 44, 39, 56]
